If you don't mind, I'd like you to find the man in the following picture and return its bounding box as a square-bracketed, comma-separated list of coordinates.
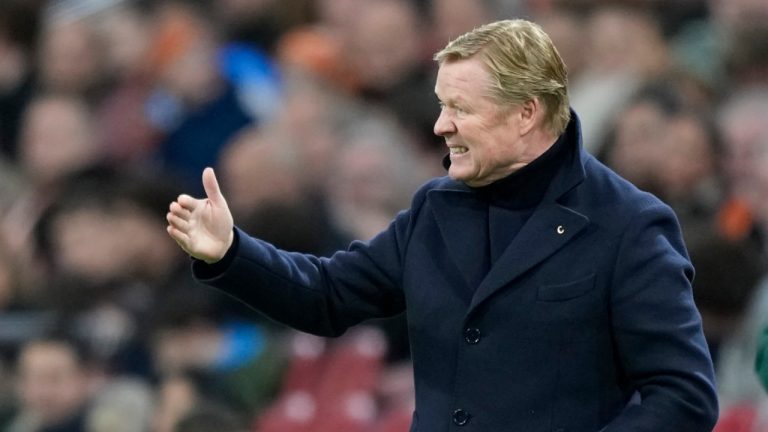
[6, 337, 94, 432]
[167, 19, 718, 431]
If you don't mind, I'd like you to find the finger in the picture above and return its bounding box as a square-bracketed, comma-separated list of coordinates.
[167, 212, 190, 231]
[169, 201, 191, 220]
[177, 194, 201, 212]
[167, 225, 190, 246]
[202, 167, 226, 206]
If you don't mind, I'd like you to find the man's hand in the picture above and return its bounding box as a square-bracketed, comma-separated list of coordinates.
[166, 167, 234, 263]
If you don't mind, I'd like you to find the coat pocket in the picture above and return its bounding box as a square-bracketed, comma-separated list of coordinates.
[537, 273, 596, 302]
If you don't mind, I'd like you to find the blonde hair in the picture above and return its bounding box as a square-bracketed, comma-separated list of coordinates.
[434, 19, 570, 136]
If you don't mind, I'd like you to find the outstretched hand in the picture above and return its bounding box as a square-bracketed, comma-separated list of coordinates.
[166, 167, 234, 263]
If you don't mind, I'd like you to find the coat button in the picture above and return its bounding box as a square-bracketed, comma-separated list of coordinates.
[452, 409, 471, 426]
[464, 327, 481, 344]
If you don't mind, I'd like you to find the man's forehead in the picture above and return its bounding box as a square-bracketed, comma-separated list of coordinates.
[436, 60, 489, 89]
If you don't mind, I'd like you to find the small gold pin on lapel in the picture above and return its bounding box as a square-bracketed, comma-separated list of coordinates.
[556, 225, 565, 235]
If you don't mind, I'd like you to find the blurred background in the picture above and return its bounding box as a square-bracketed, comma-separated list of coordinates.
[0, 0, 767, 431]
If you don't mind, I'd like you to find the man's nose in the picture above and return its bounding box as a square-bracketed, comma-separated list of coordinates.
[434, 110, 455, 137]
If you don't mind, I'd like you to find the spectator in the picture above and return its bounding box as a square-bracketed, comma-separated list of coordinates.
[150, 290, 286, 415]
[1, 93, 103, 301]
[672, 0, 768, 90]
[599, 83, 683, 196]
[4, 336, 96, 432]
[689, 235, 764, 365]
[0, 1, 40, 160]
[212, 0, 311, 53]
[217, 126, 304, 224]
[86, 378, 155, 432]
[148, 1, 254, 194]
[218, 125, 346, 256]
[655, 110, 724, 241]
[30, 167, 187, 377]
[717, 86, 768, 262]
[151, 373, 200, 432]
[345, 0, 440, 151]
[326, 113, 428, 242]
[35, 9, 107, 102]
[92, 1, 161, 165]
[534, 6, 587, 84]
[570, 4, 670, 152]
[716, 274, 768, 427]
[427, 0, 497, 52]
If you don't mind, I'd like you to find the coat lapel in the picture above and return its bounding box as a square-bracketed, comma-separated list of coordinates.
[428, 187, 490, 291]
[468, 202, 588, 312]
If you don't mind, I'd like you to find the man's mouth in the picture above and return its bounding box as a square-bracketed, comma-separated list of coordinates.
[449, 146, 468, 155]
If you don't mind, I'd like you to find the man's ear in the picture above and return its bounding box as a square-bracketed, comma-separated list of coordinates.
[518, 98, 540, 136]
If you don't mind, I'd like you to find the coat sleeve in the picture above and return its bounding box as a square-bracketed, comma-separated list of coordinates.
[191, 190, 426, 337]
[601, 202, 718, 432]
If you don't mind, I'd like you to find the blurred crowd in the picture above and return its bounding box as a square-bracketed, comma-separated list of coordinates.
[0, 0, 767, 431]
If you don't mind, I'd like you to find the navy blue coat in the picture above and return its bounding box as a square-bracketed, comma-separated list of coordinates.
[194, 115, 718, 431]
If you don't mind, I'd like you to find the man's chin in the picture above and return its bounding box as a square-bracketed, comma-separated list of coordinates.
[447, 168, 462, 181]
[448, 168, 473, 184]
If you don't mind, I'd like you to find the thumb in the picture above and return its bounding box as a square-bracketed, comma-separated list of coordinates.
[202, 167, 226, 206]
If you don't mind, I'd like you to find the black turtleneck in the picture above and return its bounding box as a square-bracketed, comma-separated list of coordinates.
[473, 131, 570, 208]
[443, 131, 573, 270]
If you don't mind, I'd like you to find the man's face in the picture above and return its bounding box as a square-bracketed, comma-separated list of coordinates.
[17, 342, 90, 425]
[434, 57, 524, 187]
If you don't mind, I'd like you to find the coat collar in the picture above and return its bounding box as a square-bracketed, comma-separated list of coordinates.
[428, 110, 590, 312]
